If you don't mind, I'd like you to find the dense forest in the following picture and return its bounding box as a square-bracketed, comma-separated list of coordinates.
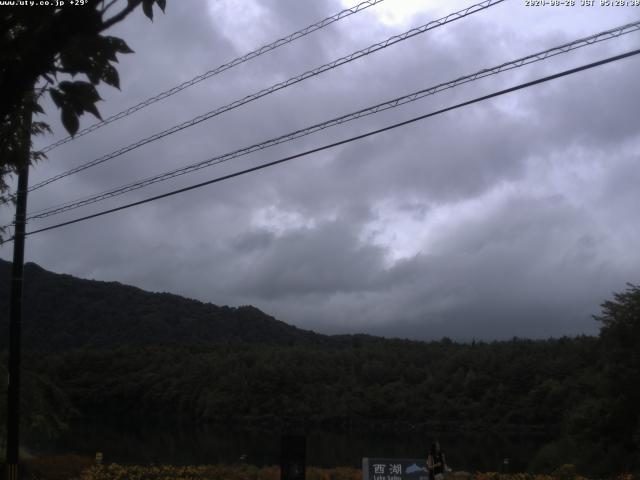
[1, 260, 639, 474]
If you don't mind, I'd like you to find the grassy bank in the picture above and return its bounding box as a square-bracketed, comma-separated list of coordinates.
[7, 457, 637, 480]
[77, 464, 637, 480]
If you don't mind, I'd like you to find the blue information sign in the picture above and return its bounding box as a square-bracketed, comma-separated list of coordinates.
[362, 458, 429, 480]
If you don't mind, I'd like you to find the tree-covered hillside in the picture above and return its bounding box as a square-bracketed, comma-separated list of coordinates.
[0, 260, 322, 351]
[29, 337, 598, 431]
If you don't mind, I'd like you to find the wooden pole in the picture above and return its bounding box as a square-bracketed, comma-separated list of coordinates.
[5, 98, 32, 480]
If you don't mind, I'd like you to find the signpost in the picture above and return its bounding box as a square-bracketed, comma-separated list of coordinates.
[362, 458, 429, 480]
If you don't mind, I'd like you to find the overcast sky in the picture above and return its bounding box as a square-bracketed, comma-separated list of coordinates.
[2, 0, 639, 340]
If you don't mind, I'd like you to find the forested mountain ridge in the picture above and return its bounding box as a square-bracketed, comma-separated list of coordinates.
[0, 259, 323, 351]
[1, 259, 599, 434]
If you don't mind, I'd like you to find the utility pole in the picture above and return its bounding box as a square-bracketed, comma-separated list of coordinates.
[5, 97, 32, 480]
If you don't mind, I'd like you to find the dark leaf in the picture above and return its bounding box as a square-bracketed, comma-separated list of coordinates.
[92, 35, 119, 62]
[101, 64, 120, 89]
[49, 88, 64, 109]
[30, 150, 48, 163]
[156, 0, 166, 12]
[105, 36, 134, 54]
[57, 80, 74, 93]
[142, 0, 154, 20]
[32, 102, 45, 115]
[61, 107, 79, 136]
[58, 81, 103, 119]
[86, 68, 101, 84]
[60, 81, 102, 103]
[59, 41, 90, 76]
[31, 121, 52, 135]
[85, 104, 102, 120]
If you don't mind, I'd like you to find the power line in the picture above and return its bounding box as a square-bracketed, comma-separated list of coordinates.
[22, 19, 640, 222]
[37, 0, 388, 155]
[23, 0, 504, 195]
[12, 47, 639, 241]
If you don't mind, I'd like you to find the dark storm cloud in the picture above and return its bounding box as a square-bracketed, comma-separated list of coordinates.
[226, 188, 629, 340]
[232, 230, 276, 254]
[231, 220, 386, 298]
[3, 0, 639, 341]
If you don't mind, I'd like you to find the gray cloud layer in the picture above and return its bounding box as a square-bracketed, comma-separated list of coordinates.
[2, 0, 639, 340]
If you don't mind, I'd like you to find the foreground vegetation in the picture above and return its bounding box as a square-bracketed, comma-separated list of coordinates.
[16, 460, 638, 480]
[79, 464, 354, 480]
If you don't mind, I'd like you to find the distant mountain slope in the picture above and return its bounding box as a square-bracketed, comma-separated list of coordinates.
[0, 259, 323, 351]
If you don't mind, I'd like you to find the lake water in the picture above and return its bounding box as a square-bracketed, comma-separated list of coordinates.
[31, 420, 554, 472]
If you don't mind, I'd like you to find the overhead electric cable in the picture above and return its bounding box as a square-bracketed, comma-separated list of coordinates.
[7, 47, 638, 242]
[38, 0, 388, 154]
[22, 0, 504, 196]
[22, 19, 640, 222]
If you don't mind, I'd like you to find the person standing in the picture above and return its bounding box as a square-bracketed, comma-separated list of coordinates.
[427, 441, 447, 480]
